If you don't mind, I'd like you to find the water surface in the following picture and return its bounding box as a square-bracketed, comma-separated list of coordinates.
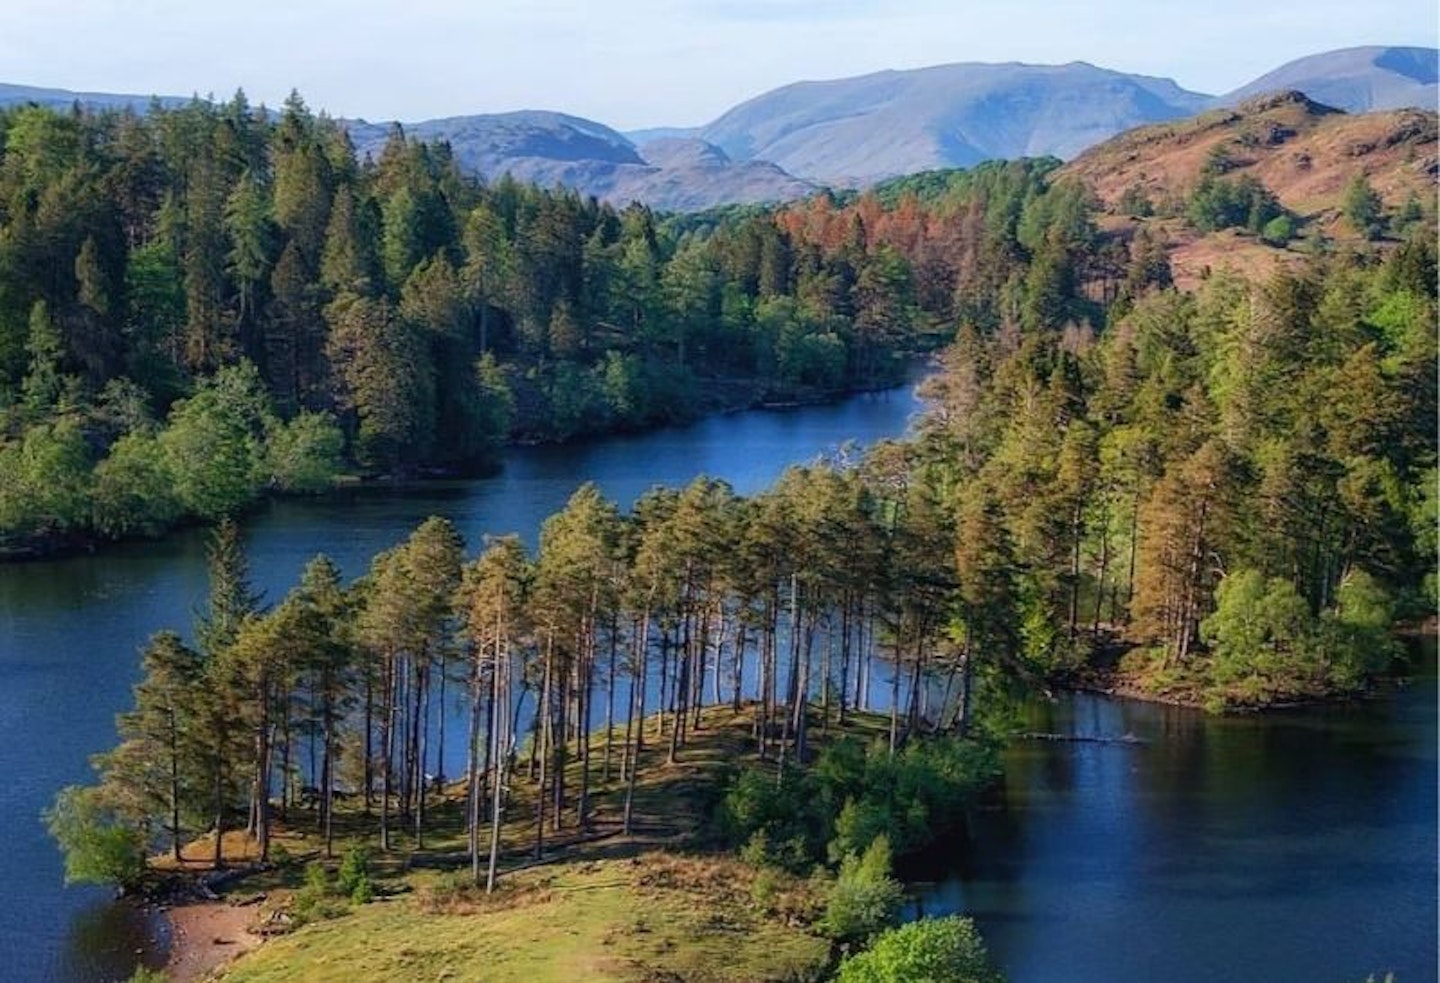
[918, 640, 1438, 983]
[0, 386, 920, 982]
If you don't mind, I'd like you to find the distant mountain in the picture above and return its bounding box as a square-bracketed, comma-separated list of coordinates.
[1, 44, 1435, 212]
[1223, 46, 1437, 113]
[346, 110, 645, 174]
[617, 138, 816, 211]
[344, 112, 812, 211]
[0, 81, 189, 113]
[624, 126, 701, 144]
[696, 61, 1214, 185]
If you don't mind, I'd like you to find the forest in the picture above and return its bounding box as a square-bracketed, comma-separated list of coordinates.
[21, 84, 1437, 983]
[50, 232, 1438, 878]
[0, 94, 1061, 555]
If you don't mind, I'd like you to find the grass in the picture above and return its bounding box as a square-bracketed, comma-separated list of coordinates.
[191, 704, 897, 982]
[218, 854, 830, 983]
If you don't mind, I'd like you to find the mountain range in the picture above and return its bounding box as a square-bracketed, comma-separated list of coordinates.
[1, 45, 1433, 211]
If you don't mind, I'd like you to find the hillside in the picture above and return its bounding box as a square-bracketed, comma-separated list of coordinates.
[1223, 45, 1438, 113]
[0, 81, 191, 113]
[698, 60, 1212, 185]
[342, 112, 813, 211]
[1059, 91, 1439, 286]
[1, 45, 1435, 211]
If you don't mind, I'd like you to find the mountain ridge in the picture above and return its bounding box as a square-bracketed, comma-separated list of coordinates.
[0, 45, 1433, 210]
[1222, 45, 1437, 113]
[695, 60, 1215, 184]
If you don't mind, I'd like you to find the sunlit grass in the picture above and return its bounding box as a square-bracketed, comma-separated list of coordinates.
[206, 703, 891, 982]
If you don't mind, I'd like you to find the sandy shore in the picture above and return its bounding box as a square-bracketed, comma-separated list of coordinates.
[163, 900, 264, 982]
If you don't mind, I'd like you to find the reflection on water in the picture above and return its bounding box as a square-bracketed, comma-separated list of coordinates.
[53, 901, 167, 983]
[0, 385, 921, 982]
[918, 639, 1438, 983]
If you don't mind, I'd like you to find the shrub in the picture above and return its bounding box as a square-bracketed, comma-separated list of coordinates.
[336, 842, 373, 903]
[270, 842, 297, 874]
[1118, 184, 1153, 218]
[43, 786, 146, 891]
[721, 768, 824, 871]
[836, 916, 1004, 983]
[1342, 175, 1385, 240]
[1261, 214, 1296, 246]
[291, 862, 346, 926]
[1187, 174, 1282, 233]
[822, 836, 904, 943]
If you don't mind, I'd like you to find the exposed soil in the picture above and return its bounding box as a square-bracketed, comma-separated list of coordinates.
[163, 900, 263, 982]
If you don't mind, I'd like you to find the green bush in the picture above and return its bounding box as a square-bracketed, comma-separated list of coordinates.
[821, 835, 904, 943]
[43, 786, 146, 891]
[291, 862, 346, 926]
[1261, 215, 1296, 246]
[836, 916, 1004, 983]
[721, 735, 998, 874]
[337, 842, 374, 903]
[1187, 174, 1282, 233]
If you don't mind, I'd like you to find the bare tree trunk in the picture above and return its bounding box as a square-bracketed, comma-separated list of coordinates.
[485, 640, 509, 893]
[535, 637, 551, 859]
[212, 755, 226, 870]
[380, 658, 396, 852]
[1093, 519, 1111, 633]
[322, 697, 336, 859]
[622, 643, 642, 836]
[168, 711, 182, 862]
[888, 633, 902, 757]
[363, 672, 374, 815]
[467, 651, 484, 883]
[414, 661, 429, 850]
[602, 613, 619, 782]
[1068, 502, 1084, 639]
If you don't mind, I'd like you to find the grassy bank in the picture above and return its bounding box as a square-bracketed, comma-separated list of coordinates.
[172, 705, 911, 983]
[219, 854, 830, 983]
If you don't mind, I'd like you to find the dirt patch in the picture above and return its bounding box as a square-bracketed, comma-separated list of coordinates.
[164, 901, 264, 982]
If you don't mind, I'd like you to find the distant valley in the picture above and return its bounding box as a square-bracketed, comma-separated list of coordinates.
[1, 45, 1433, 211]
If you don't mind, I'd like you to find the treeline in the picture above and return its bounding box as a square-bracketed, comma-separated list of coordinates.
[0, 98, 1131, 554]
[49, 233, 1435, 904]
[52, 450, 1007, 891]
[911, 238, 1436, 706]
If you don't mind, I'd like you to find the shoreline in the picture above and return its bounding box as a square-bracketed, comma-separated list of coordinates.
[159, 897, 264, 983]
[0, 369, 923, 564]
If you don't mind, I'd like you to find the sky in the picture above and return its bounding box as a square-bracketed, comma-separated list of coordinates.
[0, 0, 1434, 129]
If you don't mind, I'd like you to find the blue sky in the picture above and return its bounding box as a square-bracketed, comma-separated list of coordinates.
[1, 0, 1433, 128]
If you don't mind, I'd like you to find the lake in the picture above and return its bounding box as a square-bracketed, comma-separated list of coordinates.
[918, 639, 1438, 983]
[0, 380, 1433, 983]
[0, 385, 922, 982]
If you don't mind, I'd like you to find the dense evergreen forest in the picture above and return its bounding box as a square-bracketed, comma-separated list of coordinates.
[51, 204, 1437, 890]
[0, 95, 1103, 555]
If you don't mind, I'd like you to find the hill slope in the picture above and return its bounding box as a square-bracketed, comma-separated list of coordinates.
[0, 81, 190, 113]
[1059, 91, 1439, 286]
[344, 113, 813, 210]
[1224, 46, 1438, 113]
[697, 61, 1213, 185]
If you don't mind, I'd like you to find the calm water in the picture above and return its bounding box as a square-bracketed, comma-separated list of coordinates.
[919, 640, 1438, 983]
[0, 386, 921, 983]
[1, 382, 1434, 983]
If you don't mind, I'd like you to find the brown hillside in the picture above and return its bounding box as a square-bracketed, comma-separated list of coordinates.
[1061, 91, 1437, 213]
[1060, 91, 1438, 288]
